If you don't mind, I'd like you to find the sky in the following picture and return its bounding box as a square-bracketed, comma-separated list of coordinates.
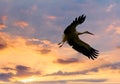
[0, 0, 120, 84]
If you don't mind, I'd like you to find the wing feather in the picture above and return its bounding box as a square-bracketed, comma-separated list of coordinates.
[68, 36, 99, 60]
[64, 14, 86, 34]
[63, 15, 99, 60]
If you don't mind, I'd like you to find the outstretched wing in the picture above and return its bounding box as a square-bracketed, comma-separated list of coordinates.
[68, 35, 99, 60]
[63, 15, 99, 60]
[64, 14, 86, 34]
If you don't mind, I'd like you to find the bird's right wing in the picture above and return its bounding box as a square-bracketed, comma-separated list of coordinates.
[64, 14, 86, 34]
[68, 35, 99, 60]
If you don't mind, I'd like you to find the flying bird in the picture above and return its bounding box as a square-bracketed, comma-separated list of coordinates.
[58, 15, 99, 60]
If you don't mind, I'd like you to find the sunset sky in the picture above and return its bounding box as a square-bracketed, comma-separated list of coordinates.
[0, 0, 120, 84]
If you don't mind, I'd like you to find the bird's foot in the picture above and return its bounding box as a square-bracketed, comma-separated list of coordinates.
[59, 45, 63, 48]
[58, 42, 62, 45]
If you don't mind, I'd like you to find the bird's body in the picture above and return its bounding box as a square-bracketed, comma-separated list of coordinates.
[58, 15, 99, 60]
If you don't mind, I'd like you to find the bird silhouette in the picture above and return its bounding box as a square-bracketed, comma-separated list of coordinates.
[58, 14, 99, 60]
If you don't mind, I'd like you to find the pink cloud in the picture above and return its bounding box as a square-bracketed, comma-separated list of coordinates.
[106, 4, 116, 12]
[46, 15, 57, 20]
[0, 23, 6, 30]
[1, 15, 7, 22]
[14, 21, 29, 28]
[105, 22, 120, 34]
[31, 5, 38, 11]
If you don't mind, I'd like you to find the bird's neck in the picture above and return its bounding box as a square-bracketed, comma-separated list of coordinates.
[77, 32, 86, 35]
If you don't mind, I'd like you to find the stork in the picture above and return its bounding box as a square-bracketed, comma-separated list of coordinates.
[58, 15, 99, 60]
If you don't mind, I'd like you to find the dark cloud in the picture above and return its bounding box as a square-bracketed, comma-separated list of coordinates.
[32, 80, 67, 84]
[2, 67, 14, 71]
[0, 43, 6, 49]
[0, 73, 14, 82]
[0, 37, 7, 50]
[32, 79, 107, 84]
[16, 65, 30, 71]
[46, 62, 120, 76]
[15, 65, 40, 77]
[45, 70, 85, 76]
[101, 62, 120, 70]
[71, 79, 107, 82]
[57, 58, 79, 64]
[0, 65, 41, 82]
[40, 48, 51, 54]
[46, 68, 97, 76]
[117, 46, 120, 49]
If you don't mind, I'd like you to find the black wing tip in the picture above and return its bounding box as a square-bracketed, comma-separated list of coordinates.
[81, 14, 86, 18]
[79, 14, 86, 19]
[74, 14, 86, 23]
[88, 49, 99, 60]
[67, 14, 86, 27]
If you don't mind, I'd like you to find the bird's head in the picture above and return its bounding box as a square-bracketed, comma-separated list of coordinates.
[84, 31, 94, 35]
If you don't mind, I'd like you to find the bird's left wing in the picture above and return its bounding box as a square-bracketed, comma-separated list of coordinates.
[64, 14, 86, 34]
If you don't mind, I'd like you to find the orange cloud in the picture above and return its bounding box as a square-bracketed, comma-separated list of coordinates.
[0, 65, 41, 82]
[115, 27, 120, 34]
[56, 58, 79, 64]
[0, 15, 7, 30]
[14, 21, 29, 28]
[0, 32, 120, 83]
[117, 46, 120, 49]
[46, 15, 57, 20]
[0, 32, 60, 82]
[0, 23, 6, 30]
[0, 37, 7, 50]
[1, 15, 7, 22]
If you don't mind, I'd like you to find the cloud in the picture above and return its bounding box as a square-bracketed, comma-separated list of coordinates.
[33, 80, 67, 84]
[45, 70, 90, 76]
[0, 73, 13, 82]
[46, 15, 57, 20]
[70, 79, 107, 83]
[0, 32, 60, 82]
[1, 67, 14, 71]
[0, 65, 41, 82]
[31, 5, 38, 12]
[105, 22, 120, 34]
[117, 46, 120, 49]
[46, 62, 120, 76]
[39, 48, 51, 54]
[0, 26, 119, 83]
[28, 39, 53, 54]
[106, 4, 116, 12]
[115, 28, 120, 34]
[27, 38, 40, 42]
[103, 23, 120, 49]
[0, 23, 6, 30]
[0, 15, 7, 30]
[0, 15, 7, 22]
[31, 79, 107, 84]
[14, 21, 29, 28]
[0, 37, 7, 50]
[57, 58, 79, 64]
[45, 69, 95, 76]
[101, 62, 120, 70]
[0, 0, 120, 83]
[15, 65, 40, 77]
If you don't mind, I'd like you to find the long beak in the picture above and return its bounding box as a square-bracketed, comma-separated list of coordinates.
[88, 32, 94, 35]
